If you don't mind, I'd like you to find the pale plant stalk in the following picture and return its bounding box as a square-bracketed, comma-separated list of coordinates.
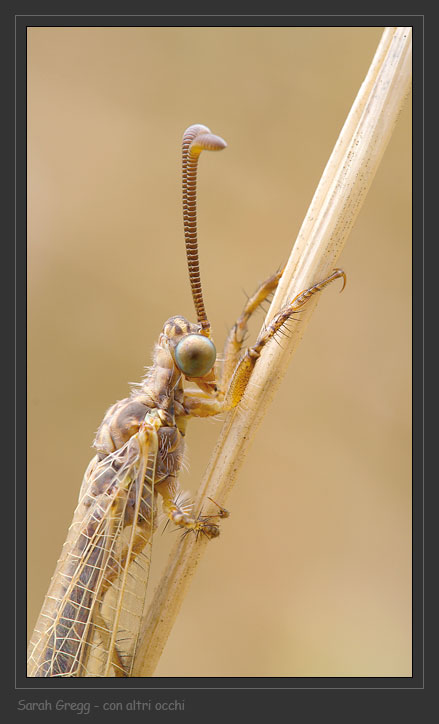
[132, 26, 412, 676]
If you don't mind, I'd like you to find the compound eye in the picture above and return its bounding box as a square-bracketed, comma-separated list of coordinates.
[175, 334, 216, 378]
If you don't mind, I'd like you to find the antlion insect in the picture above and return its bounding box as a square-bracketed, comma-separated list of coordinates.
[27, 124, 346, 677]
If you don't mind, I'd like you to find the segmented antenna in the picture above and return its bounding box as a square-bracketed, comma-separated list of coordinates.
[182, 124, 227, 335]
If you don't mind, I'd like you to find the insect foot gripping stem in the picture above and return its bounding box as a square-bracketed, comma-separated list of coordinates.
[175, 498, 230, 540]
[158, 484, 229, 540]
[196, 497, 230, 540]
[224, 268, 347, 409]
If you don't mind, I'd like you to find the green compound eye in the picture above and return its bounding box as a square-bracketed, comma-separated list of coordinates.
[175, 334, 216, 378]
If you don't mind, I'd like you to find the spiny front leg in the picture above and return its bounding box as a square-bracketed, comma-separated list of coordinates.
[155, 476, 228, 539]
[224, 268, 347, 408]
[219, 268, 284, 395]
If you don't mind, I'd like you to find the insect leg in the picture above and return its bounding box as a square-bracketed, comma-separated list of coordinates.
[219, 268, 284, 395]
[155, 476, 221, 539]
[223, 269, 346, 408]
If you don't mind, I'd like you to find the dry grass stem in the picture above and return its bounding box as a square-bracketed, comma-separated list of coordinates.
[132, 26, 412, 676]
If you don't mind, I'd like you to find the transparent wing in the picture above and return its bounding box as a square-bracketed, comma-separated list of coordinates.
[27, 423, 158, 677]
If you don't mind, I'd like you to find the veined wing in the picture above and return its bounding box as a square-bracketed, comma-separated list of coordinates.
[27, 423, 158, 677]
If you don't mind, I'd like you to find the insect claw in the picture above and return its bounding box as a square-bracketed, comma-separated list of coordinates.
[335, 269, 347, 292]
[207, 496, 230, 519]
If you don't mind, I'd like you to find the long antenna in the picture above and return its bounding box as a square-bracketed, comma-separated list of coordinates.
[182, 124, 227, 335]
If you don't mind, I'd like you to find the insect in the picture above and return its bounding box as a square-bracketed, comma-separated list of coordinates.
[27, 124, 346, 677]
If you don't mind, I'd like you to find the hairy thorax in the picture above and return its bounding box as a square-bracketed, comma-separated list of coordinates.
[93, 389, 187, 485]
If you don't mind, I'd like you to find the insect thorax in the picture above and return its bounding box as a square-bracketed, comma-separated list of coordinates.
[92, 317, 199, 480]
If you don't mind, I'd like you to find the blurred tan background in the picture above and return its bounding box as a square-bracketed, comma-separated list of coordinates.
[27, 27, 411, 677]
